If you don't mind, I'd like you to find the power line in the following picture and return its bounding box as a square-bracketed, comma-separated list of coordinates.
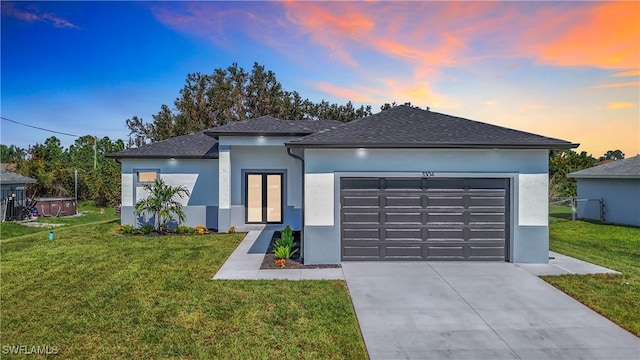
[1, 116, 80, 137]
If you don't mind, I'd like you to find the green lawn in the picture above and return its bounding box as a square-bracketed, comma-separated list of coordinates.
[1, 201, 119, 240]
[544, 206, 640, 336]
[1, 221, 367, 358]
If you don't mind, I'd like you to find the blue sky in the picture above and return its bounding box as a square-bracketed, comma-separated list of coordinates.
[1, 1, 638, 157]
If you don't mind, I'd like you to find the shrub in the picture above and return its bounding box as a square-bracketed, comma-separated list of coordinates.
[118, 224, 134, 234]
[273, 245, 298, 259]
[275, 259, 286, 268]
[140, 224, 154, 235]
[186, 227, 195, 234]
[175, 225, 192, 235]
[195, 225, 207, 235]
[281, 225, 294, 243]
[273, 237, 295, 250]
[228, 226, 236, 234]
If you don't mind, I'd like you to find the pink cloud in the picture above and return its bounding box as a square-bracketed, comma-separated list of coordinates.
[591, 81, 640, 89]
[607, 102, 636, 110]
[614, 70, 640, 77]
[150, 2, 639, 108]
[1, 2, 79, 29]
[525, 2, 640, 70]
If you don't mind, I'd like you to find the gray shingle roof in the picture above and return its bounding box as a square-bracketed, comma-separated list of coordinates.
[568, 155, 640, 179]
[107, 131, 218, 159]
[0, 169, 36, 184]
[287, 106, 577, 149]
[204, 116, 344, 138]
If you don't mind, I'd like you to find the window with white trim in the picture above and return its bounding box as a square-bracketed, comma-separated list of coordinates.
[137, 171, 158, 183]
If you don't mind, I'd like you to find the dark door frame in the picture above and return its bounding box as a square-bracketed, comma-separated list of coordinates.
[244, 172, 284, 224]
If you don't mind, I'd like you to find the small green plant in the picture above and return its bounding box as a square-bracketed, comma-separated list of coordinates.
[271, 226, 298, 260]
[273, 245, 298, 259]
[186, 227, 195, 234]
[281, 225, 294, 242]
[140, 224, 154, 235]
[175, 225, 192, 235]
[273, 237, 295, 250]
[118, 224, 134, 234]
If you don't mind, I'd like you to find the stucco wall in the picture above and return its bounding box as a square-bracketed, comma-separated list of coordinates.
[576, 178, 640, 226]
[302, 148, 550, 264]
[217, 136, 303, 231]
[120, 158, 219, 229]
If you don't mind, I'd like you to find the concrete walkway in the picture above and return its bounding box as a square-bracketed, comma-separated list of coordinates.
[212, 227, 344, 280]
[344, 262, 639, 359]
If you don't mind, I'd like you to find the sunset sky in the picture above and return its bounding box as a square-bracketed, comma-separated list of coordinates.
[1, 1, 639, 158]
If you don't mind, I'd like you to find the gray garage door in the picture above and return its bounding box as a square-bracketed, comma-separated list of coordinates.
[341, 178, 509, 261]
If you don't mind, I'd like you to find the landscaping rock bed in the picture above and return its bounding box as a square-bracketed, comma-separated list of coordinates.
[260, 230, 340, 269]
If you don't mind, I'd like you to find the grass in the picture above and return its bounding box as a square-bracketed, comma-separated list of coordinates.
[1, 201, 118, 240]
[0, 220, 367, 358]
[544, 205, 640, 336]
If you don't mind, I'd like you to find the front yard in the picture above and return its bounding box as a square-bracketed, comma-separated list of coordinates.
[0, 220, 366, 358]
[543, 206, 640, 336]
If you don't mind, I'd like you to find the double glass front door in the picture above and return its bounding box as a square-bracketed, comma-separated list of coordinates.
[246, 173, 283, 223]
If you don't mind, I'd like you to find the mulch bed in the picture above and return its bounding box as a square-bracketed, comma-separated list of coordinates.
[260, 230, 340, 269]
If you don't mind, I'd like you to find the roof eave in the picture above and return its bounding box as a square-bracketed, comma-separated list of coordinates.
[205, 131, 313, 139]
[2, 180, 37, 184]
[285, 142, 578, 150]
[568, 174, 640, 179]
[106, 154, 219, 160]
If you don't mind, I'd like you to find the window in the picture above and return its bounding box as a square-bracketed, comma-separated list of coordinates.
[137, 171, 158, 183]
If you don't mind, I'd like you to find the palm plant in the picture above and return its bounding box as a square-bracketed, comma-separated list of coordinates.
[134, 179, 190, 232]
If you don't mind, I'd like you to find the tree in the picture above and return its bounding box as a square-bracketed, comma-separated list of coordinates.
[126, 62, 373, 144]
[598, 149, 625, 161]
[12, 135, 124, 206]
[134, 178, 190, 232]
[549, 150, 596, 198]
[0, 144, 26, 163]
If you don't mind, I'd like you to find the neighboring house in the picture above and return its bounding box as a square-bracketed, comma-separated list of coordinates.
[568, 155, 640, 227]
[109, 106, 577, 264]
[0, 168, 36, 220]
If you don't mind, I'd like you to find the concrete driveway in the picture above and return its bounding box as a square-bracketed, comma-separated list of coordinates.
[343, 262, 640, 359]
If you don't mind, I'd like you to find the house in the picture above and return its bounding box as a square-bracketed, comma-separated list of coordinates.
[0, 168, 36, 221]
[568, 155, 640, 226]
[109, 106, 577, 264]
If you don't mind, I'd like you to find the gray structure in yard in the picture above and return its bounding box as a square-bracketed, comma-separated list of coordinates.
[0, 168, 36, 221]
[568, 155, 640, 226]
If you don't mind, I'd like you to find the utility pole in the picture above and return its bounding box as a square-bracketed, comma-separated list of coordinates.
[94, 136, 97, 170]
[74, 169, 78, 215]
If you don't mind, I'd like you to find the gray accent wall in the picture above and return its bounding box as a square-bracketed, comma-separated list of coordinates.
[120, 159, 219, 229]
[302, 148, 550, 264]
[512, 226, 549, 263]
[221, 141, 303, 229]
[576, 178, 640, 226]
[304, 226, 341, 264]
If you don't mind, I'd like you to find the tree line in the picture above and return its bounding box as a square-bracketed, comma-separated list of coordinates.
[1, 136, 124, 206]
[1, 61, 627, 205]
[125, 62, 373, 146]
[549, 149, 626, 199]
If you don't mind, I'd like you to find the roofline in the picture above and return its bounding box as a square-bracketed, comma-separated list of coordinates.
[2, 180, 37, 184]
[204, 131, 314, 139]
[105, 154, 219, 160]
[567, 174, 640, 179]
[285, 142, 579, 150]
